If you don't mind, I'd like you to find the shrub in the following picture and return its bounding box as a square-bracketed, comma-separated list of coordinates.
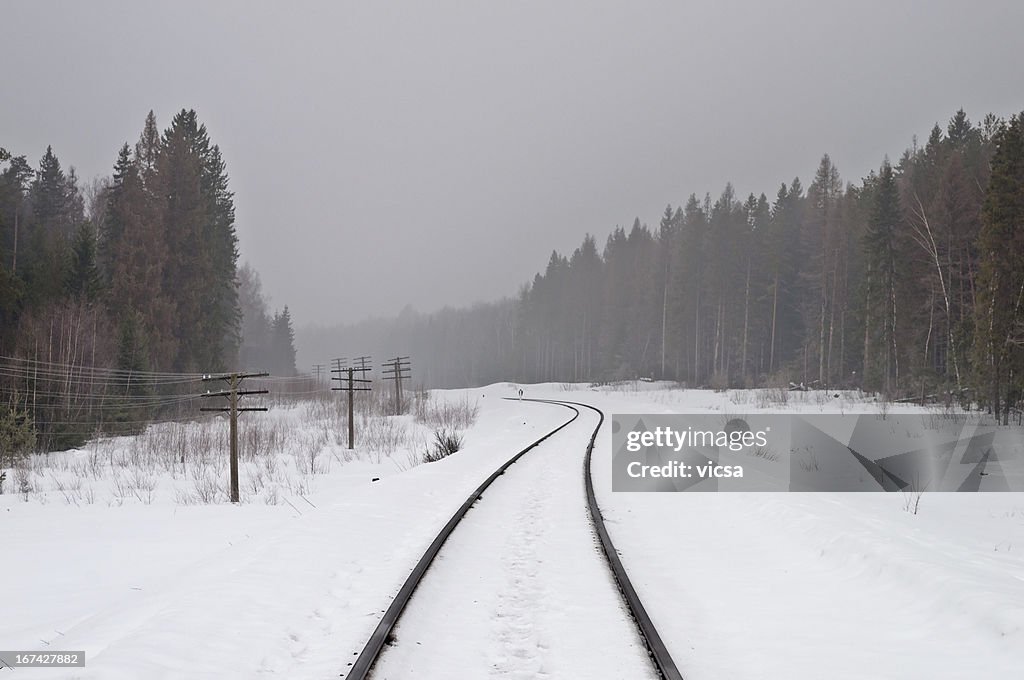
[0, 399, 36, 467]
[423, 428, 463, 463]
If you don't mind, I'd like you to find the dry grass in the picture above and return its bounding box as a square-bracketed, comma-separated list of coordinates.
[414, 392, 479, 431]
[4, 390, 446, 506]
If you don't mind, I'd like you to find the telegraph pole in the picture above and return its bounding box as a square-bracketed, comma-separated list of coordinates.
[331, 360, 371, 449]
[312, 364, 325, 386]
[200, 371, 269, 503]
[352, 355, 372, 378]
[381, 356, 411, 415]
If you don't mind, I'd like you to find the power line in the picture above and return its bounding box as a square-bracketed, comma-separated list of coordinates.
[250, 375, 326, 383]
[0, 395, 204, 410]
[0, 369, 203, 387]
[352, 355, 372, 378]
[0, 385, 204, 400]
[31, 414, 218, 427]
[0, 355, 207, 378]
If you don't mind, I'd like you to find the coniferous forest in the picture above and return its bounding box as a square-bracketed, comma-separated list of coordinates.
[0, 111, 298, 451]
[4, 107, 1024, 453]
[303, 109, 1024, 422]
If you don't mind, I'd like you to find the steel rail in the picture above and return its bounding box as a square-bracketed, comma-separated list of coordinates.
[549, 398, 685, 680]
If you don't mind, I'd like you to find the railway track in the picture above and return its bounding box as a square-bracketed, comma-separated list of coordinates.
[564, 399, 684, 680]
[342, 398, 683, 680]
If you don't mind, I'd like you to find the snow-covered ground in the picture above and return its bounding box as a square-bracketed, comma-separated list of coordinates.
[584, 383, 1024, 679]
[4, 384, 1023, 678]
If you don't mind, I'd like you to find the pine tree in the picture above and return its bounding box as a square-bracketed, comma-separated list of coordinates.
[863, 160, 902, 393]
[807, 155, 843, 387]
[741, 192, 771, 383]
[764, 179, 805, 378]
[705, 184, 744, 386]
[566, 234, 602, 381]
[670, 194, 709, 384]
[973, 112, 1024, 422]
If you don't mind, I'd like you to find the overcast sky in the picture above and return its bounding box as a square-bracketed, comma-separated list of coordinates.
[3, 1, 1022, 327]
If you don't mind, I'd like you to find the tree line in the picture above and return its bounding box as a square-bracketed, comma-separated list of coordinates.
[0, 110, 297, 451]
[303, 108, 1024, 420]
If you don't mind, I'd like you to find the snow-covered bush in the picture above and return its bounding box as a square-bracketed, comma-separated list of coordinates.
[423, 428, 463, 463]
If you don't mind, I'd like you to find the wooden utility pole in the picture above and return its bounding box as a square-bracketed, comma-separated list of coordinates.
[352, 355, 372, 379]
[381, 356, 411, 415]
[331, 357, 349, 375]
[312, 364, 325, 386]
[331, 360, 371, 449]
[200, 371, 269, 503]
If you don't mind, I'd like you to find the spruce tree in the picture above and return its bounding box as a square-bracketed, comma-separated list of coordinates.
[973, 112, 1024, 422]
[237, 263, 273, 369]
[271, 306, 297, 376]
[0, 154, 33, 343]
[157, 110, 240, 372]
[765, 179, 805, 377]
[103, 135, 177, 369]
[670, 194, 709, 384]
[31, 146, 68, 234]
[863, 160, 902, 393]
[110, 311, 153, 432]
[66, 223, 103, 301]
[135, 110, 160, 176]
[159, 110, 209, 371]
[101, 144, 134, 260]
[202, 144, 241, 365]
[23, 146, 81, 305]
[807, 155, 843, 387]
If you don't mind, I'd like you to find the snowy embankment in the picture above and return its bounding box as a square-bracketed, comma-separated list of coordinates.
[4, 383, 1023, 679]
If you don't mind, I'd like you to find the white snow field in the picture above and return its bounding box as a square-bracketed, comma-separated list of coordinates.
[4, 384, 1024, 679]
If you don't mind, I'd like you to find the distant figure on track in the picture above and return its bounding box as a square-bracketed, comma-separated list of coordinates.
[518, 388, 523, 400]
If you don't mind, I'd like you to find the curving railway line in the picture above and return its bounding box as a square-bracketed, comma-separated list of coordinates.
[342, 398, 683, 680]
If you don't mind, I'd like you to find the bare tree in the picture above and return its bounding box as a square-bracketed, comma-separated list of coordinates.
[908, 192, 962, 390]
